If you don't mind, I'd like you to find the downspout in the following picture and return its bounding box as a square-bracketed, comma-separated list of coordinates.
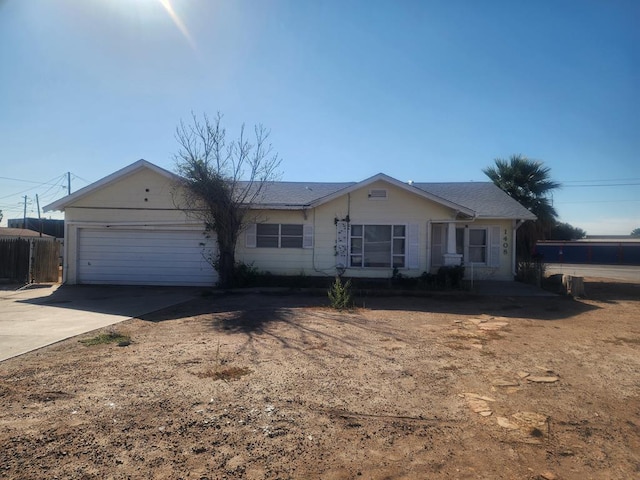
[62, 218, 69, 284]
[426, 220, 432, 273]
[312, 206, 321, 273]
[512, 219, 524, 277]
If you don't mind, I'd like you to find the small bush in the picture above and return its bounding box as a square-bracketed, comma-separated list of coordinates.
[328, 276, 353, 310]
[80, 329, 131, 347]
[516, 260, 545, 286]
[419, 271, 437, 286]
[436, 265, 465, 288]
[231, 261, 261, 287]
[391, 268, 419, 288]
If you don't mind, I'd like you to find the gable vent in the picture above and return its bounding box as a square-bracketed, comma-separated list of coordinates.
[368, 188, 387, 200]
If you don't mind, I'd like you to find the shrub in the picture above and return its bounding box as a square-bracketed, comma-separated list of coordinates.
[231, 261, 261, 287]
[328, 276, 353, 310]
[80, 329, 130, 347]
[516, 259, 545, 286]
[436, 265, 465, 288]
[391, 268, 419, 288]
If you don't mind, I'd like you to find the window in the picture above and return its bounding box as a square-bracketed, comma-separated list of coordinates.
[469, 228, 487, 263]
[256, 224, 303, 248]
[350, 224, 405, 268]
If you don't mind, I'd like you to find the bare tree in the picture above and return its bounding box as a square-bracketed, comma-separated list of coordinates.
[173, 112, 281, 288]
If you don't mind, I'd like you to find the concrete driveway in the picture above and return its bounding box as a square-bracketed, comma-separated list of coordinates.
[0, 284, 202, 362]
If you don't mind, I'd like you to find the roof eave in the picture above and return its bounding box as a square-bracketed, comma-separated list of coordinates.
[475, 213, 537, 221]
[247, 204, 308, 210]
[309, 173, 476, 216]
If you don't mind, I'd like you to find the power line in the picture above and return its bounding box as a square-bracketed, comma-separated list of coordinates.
[71, 173, 92, 184]
[38, 174, 69, 199]
[0, 174, 68, 200]
[560, 177, 640, 183]
[562, 182, 640, 188]
[557, 199, 640, 204]
[0, 175, 64, 186]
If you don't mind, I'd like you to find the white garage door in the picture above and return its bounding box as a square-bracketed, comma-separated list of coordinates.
[77, 228, 218, 286]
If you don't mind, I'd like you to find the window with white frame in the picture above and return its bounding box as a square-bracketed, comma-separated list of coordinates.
[256, 224, 304, 248]
[468, 228, 487, 263]
[350, 224, 406, 268]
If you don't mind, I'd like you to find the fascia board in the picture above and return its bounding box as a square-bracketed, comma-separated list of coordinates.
[309, 172, 476, 216]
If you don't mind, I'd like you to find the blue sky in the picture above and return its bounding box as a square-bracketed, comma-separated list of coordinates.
[1, 0, 638, 234]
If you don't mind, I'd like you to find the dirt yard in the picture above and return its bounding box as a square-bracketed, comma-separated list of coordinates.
[1, 279, 639, 479]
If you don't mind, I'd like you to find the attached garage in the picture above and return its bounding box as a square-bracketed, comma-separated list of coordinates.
[43, 160, 221, 286]
[77, 228, 217, 286]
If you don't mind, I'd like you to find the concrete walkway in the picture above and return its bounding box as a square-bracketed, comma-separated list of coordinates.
[0, 284, 201, 362]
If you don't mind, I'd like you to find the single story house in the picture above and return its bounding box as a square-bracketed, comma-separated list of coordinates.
[44, 159, 536, 286]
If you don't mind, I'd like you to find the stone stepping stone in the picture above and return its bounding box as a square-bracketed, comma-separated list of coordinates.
[497, 416, 519, 430]
[527, 376, 559, 383]
[478, 321, 509, 330]
[497, 411, 549, 441]
[492, 379, 520, 387]
[460, 393, 495, 416]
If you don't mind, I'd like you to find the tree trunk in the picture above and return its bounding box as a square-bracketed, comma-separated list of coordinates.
[217, 247, 235, 289]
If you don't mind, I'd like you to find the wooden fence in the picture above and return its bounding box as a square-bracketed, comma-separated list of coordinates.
[0, 238, 61, 284]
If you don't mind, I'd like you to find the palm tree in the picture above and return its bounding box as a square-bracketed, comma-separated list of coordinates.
[483, 155, 561, 261]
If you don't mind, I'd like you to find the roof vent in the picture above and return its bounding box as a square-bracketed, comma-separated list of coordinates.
[368, 188, 387, 200]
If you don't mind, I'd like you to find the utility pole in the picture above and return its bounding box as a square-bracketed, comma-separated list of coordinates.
[23, 195, 27, 229]
[36, 194, 43, 236]
[67, 172, 71, 195]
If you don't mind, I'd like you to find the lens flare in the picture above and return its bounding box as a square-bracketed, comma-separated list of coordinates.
[158, 0, 196, 51]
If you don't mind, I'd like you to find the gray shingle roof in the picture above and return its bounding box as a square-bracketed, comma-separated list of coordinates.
[251, 181, 355, 206]
[256, 180, 535, 220]
[44, 160, 535, 220]
[412, 182, 536, 219]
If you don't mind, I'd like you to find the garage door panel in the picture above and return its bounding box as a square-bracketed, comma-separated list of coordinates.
[79, 261, 209, 272]
[80, 251, 210, 263]
[77, 228, 218, 286]
[81, 238, 206, 249]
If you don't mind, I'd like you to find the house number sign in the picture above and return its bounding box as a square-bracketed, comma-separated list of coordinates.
[503, 229, 509, 255]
